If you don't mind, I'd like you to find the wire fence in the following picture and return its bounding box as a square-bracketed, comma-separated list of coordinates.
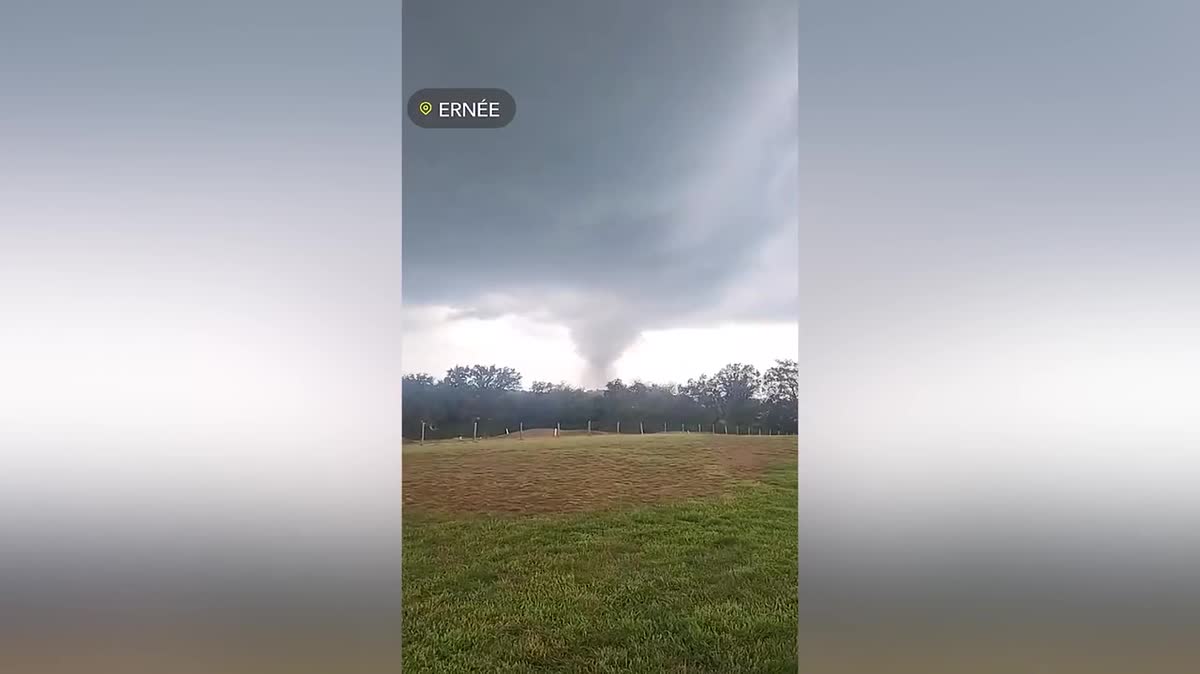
[412, 418, 796, 443]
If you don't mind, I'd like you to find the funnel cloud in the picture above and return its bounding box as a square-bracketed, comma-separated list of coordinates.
[568, 312, 644, 388]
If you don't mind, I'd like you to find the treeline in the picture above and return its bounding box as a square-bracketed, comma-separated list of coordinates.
[402, 360, 798, 440]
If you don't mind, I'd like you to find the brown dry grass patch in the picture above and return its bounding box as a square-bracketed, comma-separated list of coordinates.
[402, 432, 795, 515]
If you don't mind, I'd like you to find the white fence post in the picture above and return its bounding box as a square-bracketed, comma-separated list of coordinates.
[420, 420, 426, 444]
[616, 420, 621, 434]
[520, 421, 524, 439]
[588, 419, 591, 434]
[640, 421, 644, 434]
[473, 420, 478, 441]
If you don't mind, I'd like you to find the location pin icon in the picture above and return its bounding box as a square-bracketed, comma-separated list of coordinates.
[418, 101, 432, 115]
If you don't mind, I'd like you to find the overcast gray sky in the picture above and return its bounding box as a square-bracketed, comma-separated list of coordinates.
[402, 0, 799, 387]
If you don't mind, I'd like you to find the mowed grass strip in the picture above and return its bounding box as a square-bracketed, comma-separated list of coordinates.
[403, 434, 797, 673]
[403, 433, 792, 515]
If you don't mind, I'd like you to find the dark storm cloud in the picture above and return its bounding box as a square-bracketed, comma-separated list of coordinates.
[402, 0, 799, 380]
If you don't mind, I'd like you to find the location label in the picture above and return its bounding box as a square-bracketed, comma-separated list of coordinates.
[407, 88, 516, 129]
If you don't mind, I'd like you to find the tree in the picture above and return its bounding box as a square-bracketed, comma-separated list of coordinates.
[709, 363, 761, 423]
[762, 359, 797, 406]
[443, 364, 522, 391]
[442, 366, 472, 388]
[470, 364, 522, 391]
[403, 372, 437, 386]
[402, 372, 440, 438]
[680, 375, 717, 415]
[762, 359, 798, 432]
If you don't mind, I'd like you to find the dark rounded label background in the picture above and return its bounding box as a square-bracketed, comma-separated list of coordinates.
[407, 88, 516, 129]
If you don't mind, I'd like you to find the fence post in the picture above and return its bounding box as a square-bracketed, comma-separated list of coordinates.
[520, 421, 524, 439]
[420, 420, 426, 444]
[736, 425, 740, 435]
[640, 421, 644, 434]
[588, 419, 591, 435]
[473, 420, 478, 441]
[616, 420, 620, 434]
[724, 424, 728, 434]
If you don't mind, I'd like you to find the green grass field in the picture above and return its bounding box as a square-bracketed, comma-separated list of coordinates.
[402, 433, 798, 673]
